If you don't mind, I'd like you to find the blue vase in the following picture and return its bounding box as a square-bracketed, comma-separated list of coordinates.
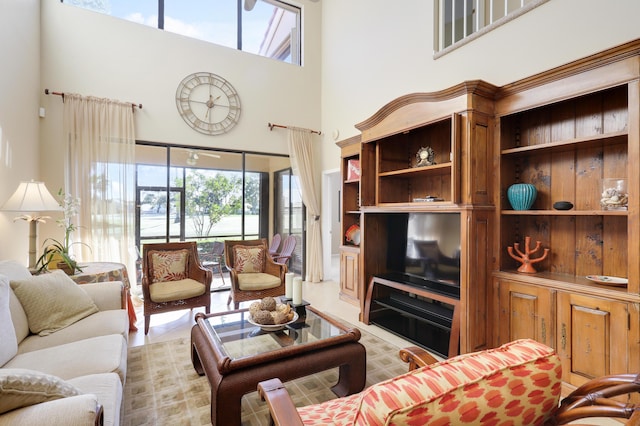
[507, 183, 537, 210]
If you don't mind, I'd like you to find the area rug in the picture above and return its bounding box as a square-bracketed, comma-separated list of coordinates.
[122, 326, 410, 425]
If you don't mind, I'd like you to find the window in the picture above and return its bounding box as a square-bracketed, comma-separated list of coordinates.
[434, 0, 549, 57]
[64, 0, 301, 65]
[134, 143, 305, 277]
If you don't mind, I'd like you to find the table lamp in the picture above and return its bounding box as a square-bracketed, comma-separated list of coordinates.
[1, 180, 62, 270]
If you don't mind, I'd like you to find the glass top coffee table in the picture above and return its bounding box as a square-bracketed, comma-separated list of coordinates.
[191, 304, 366, 426]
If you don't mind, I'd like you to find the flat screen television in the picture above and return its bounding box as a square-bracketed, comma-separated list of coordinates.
[383, 212, 461, 297]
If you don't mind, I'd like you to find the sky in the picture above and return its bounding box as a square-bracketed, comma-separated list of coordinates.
[69, 0, 279, 53]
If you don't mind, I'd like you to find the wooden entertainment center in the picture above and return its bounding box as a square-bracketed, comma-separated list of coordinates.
[337, 40, 640, 390]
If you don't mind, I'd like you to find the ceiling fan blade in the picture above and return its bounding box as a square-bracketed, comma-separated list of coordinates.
[244, 0, 257, 11]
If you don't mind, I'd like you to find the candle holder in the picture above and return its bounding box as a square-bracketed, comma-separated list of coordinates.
[507, 236, 549, 273]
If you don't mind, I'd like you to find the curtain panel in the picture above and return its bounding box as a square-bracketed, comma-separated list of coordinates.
[287, 128, 323, 282]
[63, 94, 137, 280]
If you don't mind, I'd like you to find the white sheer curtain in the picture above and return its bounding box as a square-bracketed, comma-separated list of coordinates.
[287, 127, 323, 282]
[63, 94, 137, 280]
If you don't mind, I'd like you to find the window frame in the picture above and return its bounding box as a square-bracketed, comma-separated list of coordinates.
[433, 0, 550, 59]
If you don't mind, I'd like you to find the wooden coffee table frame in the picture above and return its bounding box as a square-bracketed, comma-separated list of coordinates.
[191, 306, 366, 426]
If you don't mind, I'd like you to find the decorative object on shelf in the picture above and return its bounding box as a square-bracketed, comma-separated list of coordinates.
[600, 178, 628, 210]
[415, 146, 436, 167]
[175, 72, 241, 135]
[347, 159, 361, 181]
[35, 190, 90, 275]
[553, 201, 574, 210]
[507, 183, 537, 210]
[585, 275, 628, 287]
[507, 236, 549, 273]
[413, 195, 444, 202]
[345, 224, 361, 245]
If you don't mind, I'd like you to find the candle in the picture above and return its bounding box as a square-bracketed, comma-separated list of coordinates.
[285, 272, 294, 299]
[293, 277, 303, 305]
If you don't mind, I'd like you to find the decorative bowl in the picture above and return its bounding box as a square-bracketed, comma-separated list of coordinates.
[247, 311, 298, 332]
[585, 275, 628, 287]
[553, 201, 574, 211]
[507, 183, 537, 210]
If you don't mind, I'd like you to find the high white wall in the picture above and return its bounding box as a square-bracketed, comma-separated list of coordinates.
[38, 0, 322, 195]
[0, 1, 41, 263]
[319, 0, 640, 171]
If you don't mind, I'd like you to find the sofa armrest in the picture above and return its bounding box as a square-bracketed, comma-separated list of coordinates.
[80, 281, 126, 311]
[258, 378, 303, 426]
[0, 394, 103, 426]
[398, 346, 440, 371]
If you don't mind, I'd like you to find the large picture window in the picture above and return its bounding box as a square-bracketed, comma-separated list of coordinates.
[135, 143, 303, 279]
[64, 0, 301, 65]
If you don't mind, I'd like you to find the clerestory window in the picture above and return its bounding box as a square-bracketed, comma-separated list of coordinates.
[434, 0, 549, 58]
[63, 0, 302, 65]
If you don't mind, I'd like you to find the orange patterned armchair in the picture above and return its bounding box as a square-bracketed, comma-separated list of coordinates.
[258, 339, 640, 425]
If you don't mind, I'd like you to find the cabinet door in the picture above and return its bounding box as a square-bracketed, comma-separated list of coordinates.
[496, 279, 555, 348]
[557, 293, 629, 387]
[339, 248, 360, 305]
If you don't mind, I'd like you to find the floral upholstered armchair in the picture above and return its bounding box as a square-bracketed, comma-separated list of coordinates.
[141, 241, 211, 334]
[258, 339, 640, 425]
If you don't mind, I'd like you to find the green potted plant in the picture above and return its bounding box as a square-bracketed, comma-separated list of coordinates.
[35, 190, 90, 275]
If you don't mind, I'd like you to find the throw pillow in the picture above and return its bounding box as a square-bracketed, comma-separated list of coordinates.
[149, 249, 189, 283]
[233, 245, 265, 273]
[0, 274, 18, 366]
[10, 270, 99, 336]
[0, 368, 82, 414]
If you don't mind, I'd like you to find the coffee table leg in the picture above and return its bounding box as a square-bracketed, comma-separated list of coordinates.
[212, 382, 243, 426]
[331, 342, 367, 397]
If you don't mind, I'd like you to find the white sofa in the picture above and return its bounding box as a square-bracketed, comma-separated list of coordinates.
[0, 260, 129, 426]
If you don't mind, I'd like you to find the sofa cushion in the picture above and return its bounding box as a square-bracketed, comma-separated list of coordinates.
[69, 373, 122, 426]
[0, 275, 17, 366]
[297, 339, 562, 425]
[233, 245, 265, 273]
[0, 368, 81, 415]
[17, 309, 129, 355]
[0, 393, 100, 425]
[149, 249, 188, 283]
[149, 278, 206, 303]
[10, 270, 99, 336]
[4, 334, 128, 383]
[0, 260, 32, 281]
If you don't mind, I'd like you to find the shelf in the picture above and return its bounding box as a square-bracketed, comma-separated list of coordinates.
[344, 179, 360, 184]
[501, 131, 627, 155]
[501, 209, 628, 216]
[345, 210, 360, 215]
[378, 162, 451, 177]
[374, 296, 453, 329]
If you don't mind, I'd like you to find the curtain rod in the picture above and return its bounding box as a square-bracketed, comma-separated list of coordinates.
[268, 122, 321, 135]
[44, 89, 143, 110]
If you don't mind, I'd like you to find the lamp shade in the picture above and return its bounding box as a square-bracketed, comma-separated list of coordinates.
[1, 181, 62, 212]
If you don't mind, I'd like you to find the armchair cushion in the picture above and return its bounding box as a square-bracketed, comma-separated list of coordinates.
[237, 273, 282, 291]
[233, 245, 266, 273]
[297, 339, 561, 425]
[149, 249, 188, 283]
[9, 271, 99, 336]
[149, 278, 206, 303]
[0, 368, 81, 415]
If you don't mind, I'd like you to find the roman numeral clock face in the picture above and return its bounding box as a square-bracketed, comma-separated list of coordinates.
[176, 72, 241, 135]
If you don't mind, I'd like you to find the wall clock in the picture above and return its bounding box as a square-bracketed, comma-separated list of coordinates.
[175, 72, 241, 135]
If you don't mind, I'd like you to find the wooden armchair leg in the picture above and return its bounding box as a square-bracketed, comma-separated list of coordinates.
[258, 378, 304, 426]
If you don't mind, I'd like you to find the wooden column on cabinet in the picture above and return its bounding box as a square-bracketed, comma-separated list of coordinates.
[336, 136, 362, 308]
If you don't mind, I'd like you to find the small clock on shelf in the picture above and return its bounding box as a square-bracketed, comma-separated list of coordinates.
[415, 146, 436, 167]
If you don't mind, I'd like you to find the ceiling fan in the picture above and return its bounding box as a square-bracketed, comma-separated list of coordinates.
[244, 0, 319, 11]
[186, 149, 221, 166]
